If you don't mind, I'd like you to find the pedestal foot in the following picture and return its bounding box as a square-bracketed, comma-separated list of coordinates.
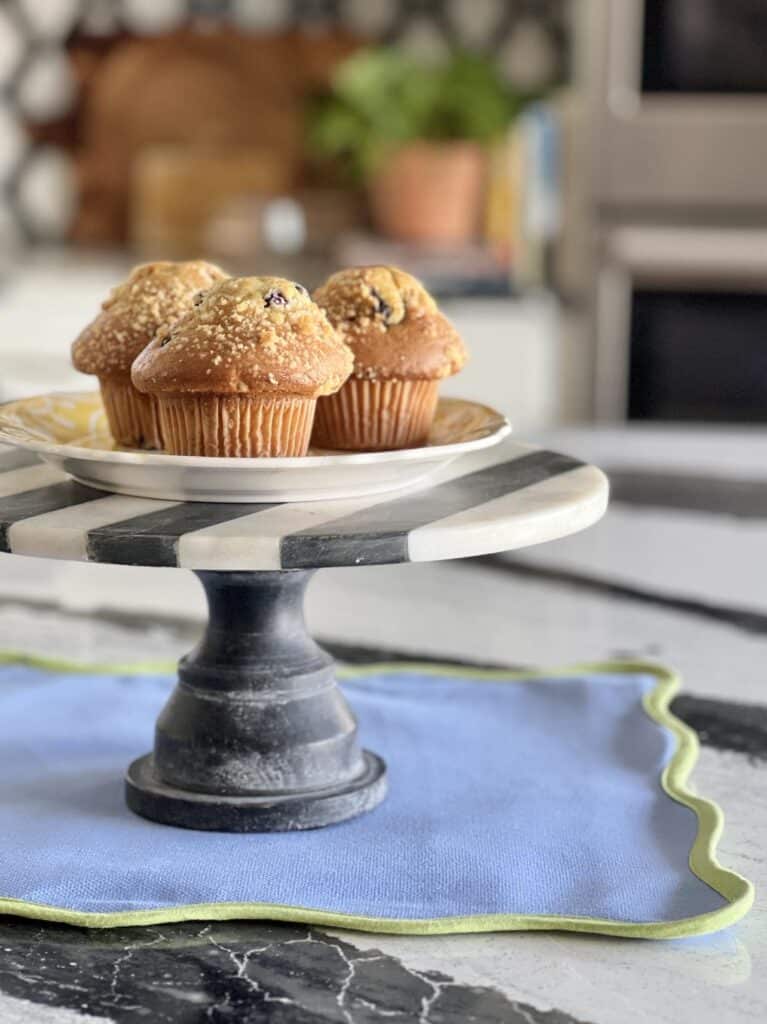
[125, 570, 387, 831]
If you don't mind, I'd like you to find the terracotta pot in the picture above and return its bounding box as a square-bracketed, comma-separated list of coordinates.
[368, 140, 486, 244]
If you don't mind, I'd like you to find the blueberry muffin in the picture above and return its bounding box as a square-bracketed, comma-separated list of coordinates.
[72, 260, 227, 448]
[312, 266, 468, 450]
[131, 276, 353, 457]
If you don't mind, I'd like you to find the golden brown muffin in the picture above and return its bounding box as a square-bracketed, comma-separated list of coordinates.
[312, 265, 467, 450]
[72, 260, 227, 448]
[131, 276, 352, 457]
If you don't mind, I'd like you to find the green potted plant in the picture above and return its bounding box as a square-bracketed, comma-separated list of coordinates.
[308, 49, 522, 244]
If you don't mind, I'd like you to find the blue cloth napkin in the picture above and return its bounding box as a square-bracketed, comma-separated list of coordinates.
[0, 660, 752, 937]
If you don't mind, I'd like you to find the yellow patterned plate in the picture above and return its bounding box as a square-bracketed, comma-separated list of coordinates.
[0, 391, 511, 502]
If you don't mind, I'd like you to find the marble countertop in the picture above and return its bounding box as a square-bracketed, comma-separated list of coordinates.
[0, 423, 765, 1023]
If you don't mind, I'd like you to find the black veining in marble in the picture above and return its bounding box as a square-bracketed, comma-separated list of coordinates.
[477, 555, 767, 636]
[0, 918, 587, 1023]
[671, 695, 767, 761]
[328, 640, 520, 673]
[608, 466, 767, 519]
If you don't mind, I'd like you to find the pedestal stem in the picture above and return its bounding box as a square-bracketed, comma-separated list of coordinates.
[125, 570, 386, 831]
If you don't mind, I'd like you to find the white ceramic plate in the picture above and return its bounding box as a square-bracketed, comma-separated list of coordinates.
[0, 391, 511, 502]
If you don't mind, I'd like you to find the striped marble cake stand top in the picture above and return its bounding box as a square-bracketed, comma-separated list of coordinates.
[0, 441, 608, 571]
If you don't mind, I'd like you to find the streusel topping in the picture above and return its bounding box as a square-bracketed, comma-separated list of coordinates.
[132, 276, 353, 398]
[313, 266, 437, 336]
[313, 265, 467, 381]
[72, 261, 227, 378]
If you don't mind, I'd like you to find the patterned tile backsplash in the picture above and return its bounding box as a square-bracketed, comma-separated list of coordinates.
[0, 0, 570, 246]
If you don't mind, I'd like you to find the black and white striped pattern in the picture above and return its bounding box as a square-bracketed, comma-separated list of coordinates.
[0, 442, 607, 570]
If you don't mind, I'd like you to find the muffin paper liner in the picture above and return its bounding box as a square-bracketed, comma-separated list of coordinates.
[100, 377, 161, 450]
[157, 394, 316, 457]
[313, 379, 439, 451]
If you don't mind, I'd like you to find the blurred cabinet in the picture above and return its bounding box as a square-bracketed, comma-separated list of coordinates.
[440, 295, 565, 430]
[595, 225, 767, 421]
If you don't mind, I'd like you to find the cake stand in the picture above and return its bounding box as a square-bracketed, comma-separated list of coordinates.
[0, 440, 608, 831]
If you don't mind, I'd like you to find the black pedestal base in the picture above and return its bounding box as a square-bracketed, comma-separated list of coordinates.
[126, 750, 387, 832]
[124, 570, 387, 832]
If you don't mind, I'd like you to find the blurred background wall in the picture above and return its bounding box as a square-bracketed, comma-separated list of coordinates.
[2, 0, 767, 431]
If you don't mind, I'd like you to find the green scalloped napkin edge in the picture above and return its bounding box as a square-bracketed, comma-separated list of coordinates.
[0, 652, 754, 938]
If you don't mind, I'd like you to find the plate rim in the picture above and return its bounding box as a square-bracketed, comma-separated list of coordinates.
[0, 390, 511, 470]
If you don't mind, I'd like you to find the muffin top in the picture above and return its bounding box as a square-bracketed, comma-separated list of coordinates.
[313, 265, 468, 381]
[131, 276, 353, 398]
[72, 261, 227, 379]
